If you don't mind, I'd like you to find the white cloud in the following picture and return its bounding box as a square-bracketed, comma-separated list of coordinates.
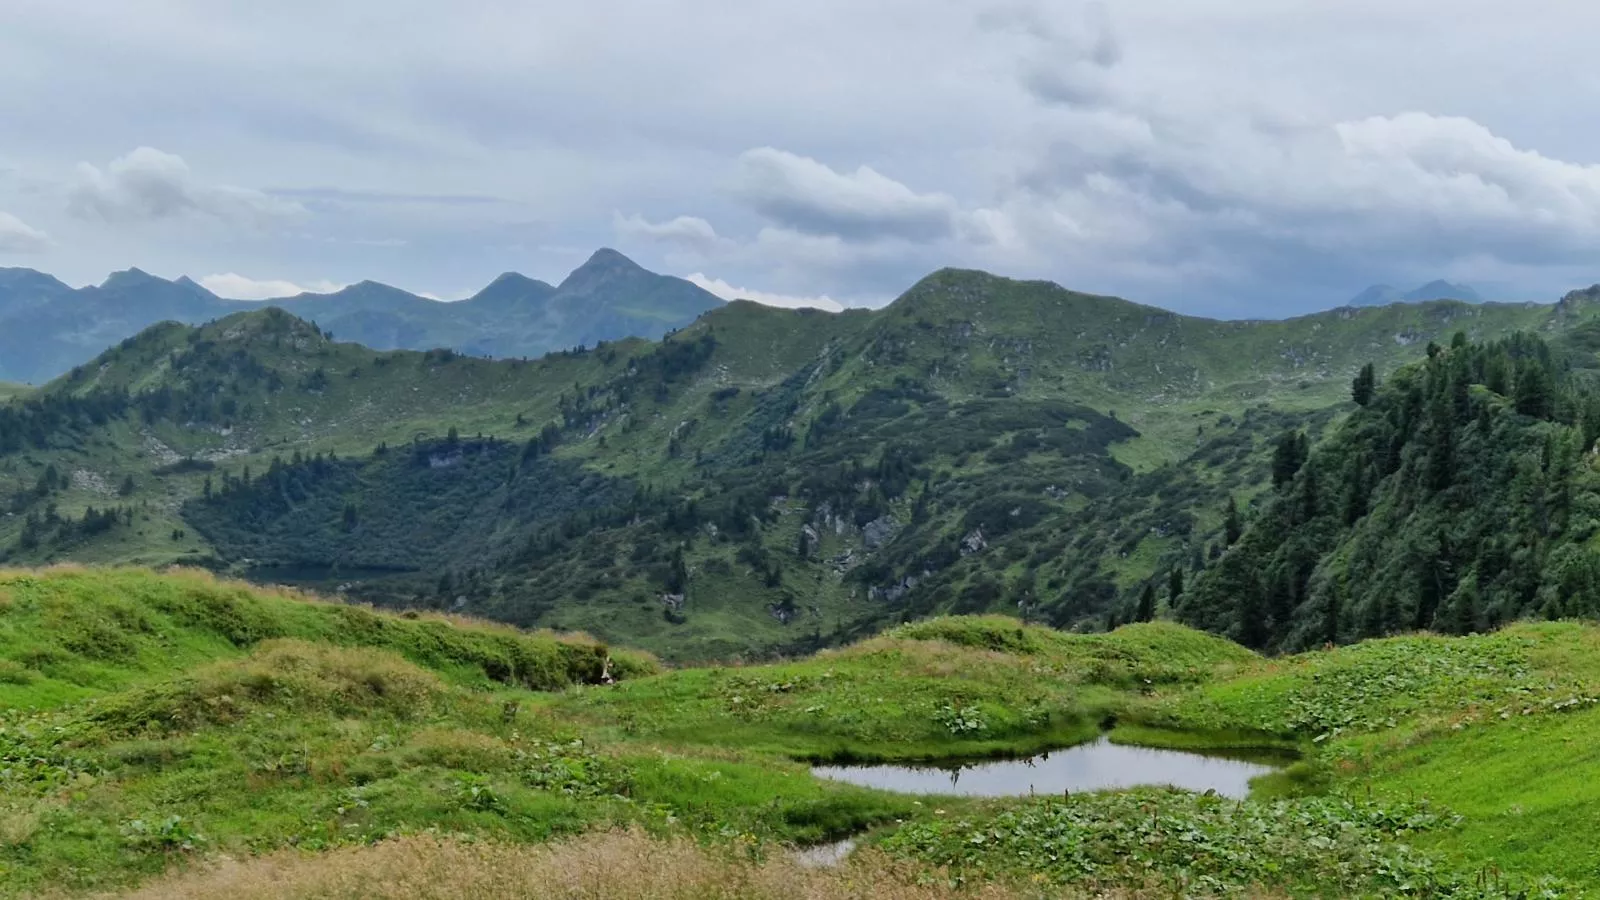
[684, 273, 846, 312]
[200, 272, 345, 300]
[613, 213, 723, 252]
[68, 147, 303, 226]
[0, 211, 49, 253]
[736, 147, 965, 241]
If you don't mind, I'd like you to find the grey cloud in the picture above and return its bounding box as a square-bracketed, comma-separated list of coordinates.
[0, 211, 49, 253]
[613, 213, 724, 253]
[982, 2, 1122, 108]
[735, 148, 963, 242]
[68, 147, 303, 226]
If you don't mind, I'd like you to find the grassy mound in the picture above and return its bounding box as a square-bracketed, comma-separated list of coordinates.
[80, 641, 448, 739]
[0, 567, 657, 710]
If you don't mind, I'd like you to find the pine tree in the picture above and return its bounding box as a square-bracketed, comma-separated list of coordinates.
[1514, 361, 1553, 419]
[1136, 583, 1156, 623]
[1223, 496, 1242, 546]
[1271, 430, 1308, 488]
[1167, 566, 1184, 606]
[666, 547, 688, 593]
[1351, 363, 1376, 407]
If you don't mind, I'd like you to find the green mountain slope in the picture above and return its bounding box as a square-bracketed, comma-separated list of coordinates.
[3, 270, 1599, 660]
[0, 250, 720, 383]
[1181, 319, 1600, 651]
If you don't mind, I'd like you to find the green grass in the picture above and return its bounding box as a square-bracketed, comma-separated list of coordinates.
[0, 567, 657, 710]
[876, 789, 1557, 898]
[542, 618, 1260, 763]
[5, 574, 1600, 896]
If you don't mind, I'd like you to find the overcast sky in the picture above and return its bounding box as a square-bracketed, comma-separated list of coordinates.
[2, 1, 1598, 317]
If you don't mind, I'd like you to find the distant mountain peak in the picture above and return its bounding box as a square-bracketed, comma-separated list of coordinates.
[1406, 280, 1481, 303]
[583, 247, 643, 270]
[467, 271, 557, 309]
[101, 268, 166, 290]
[1347, 280, 1482, 308]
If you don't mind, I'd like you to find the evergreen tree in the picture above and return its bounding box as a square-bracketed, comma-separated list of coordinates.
[1167, 566, 1184, 606]
[1135, 583, 1156, 623]
[666, 547, 688, 593]
[1514, 361, 1553, 418]
[1271, 430, 1308, 488]
[1351, 362, 1376, 407]
[1223, 496, 1242, 546]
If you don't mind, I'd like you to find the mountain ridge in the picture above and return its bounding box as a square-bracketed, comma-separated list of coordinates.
[0, 249, 722, 383]
[1347, 279, 1484, 307]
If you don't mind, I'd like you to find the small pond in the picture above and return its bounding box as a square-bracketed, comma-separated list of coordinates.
[813, 736, 1282, 800]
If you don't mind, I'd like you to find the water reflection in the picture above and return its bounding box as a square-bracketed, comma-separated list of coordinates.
[813, 737, 1280, 800]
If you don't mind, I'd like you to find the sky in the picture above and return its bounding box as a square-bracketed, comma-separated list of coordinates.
[2, 1, 1599, 318]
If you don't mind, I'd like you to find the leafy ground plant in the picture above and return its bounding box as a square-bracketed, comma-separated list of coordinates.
[880, 789, 1572, 898]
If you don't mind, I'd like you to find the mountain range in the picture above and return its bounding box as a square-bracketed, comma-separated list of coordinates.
[0, 248, 722, 384]
[4, 261, 1598, 661]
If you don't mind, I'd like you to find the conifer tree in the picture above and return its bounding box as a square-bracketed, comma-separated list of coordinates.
[1136, 583, 1156, 623]
[1351, 362, 1376, 407]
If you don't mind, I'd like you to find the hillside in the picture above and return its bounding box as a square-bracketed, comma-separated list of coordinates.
[0, 250, 720, 384]
[1181, 322, 1600, 651]
[0, 568, 1594, 897]
[2, 271, 1599, 660]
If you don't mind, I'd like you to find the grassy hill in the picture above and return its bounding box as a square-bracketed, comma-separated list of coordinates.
[0, 568, 1592, 897]
[2, 272, 1599, 659]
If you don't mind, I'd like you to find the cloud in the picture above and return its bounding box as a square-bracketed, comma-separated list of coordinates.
[980, 2, 1121, 108]
[735, 147, 964, 241]
[684, 273, 846, 312]
[0, 212, 49, 253]
[613, 213, 724, 252]
[200, 272, 346, 300]
[68, 147, 303, 226]
[1005, 106, 1600, 285]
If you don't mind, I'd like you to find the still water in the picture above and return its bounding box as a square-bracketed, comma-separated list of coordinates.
[813, 736, 1280, 800]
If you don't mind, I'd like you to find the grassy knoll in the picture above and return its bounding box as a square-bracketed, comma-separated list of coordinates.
[545, 617, 1258, 762]
[2, 570, 1599, 897]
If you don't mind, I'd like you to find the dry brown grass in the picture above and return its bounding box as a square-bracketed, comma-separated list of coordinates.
[100, 830, 1114, 900]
